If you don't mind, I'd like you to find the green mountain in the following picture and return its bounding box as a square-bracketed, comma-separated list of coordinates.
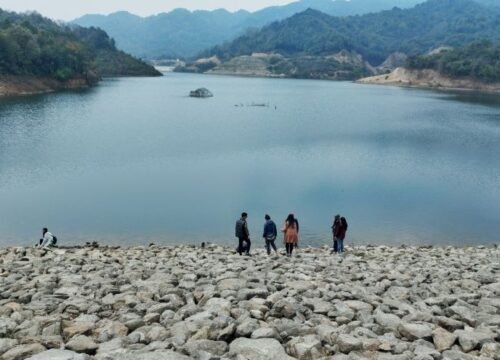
[72, 0, 425, 59]
[0, 8, 160, 83]
[205, 0, 500, 66]
[407, 41, 500, 82]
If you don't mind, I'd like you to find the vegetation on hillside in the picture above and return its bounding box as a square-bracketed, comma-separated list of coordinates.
[204, 0, 500, 66]
[72, 0, 425, 59]
[407, 41, 500, 82]
[0, 9, 160, 83]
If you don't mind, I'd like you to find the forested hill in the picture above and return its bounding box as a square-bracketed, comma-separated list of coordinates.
[204, 0, 500, 66]
[0, 9, 160, 83]
[407, 41, 500, 83]
[72, 0, 425, 59]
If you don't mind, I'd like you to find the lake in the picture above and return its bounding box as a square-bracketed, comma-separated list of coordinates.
[0, 73, 499, 247]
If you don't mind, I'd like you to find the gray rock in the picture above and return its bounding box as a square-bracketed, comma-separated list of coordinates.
[0, 318, 18, 338]
[345, 300, 374, 312]
[65, 335, 98, 354]
[455, 329, 496, 352]
[26, 349, 90, 360]
[2, 344, 46, 360]
[398, 323, 432, 340]
[334, 302, 355, 320]
[236, 318, 260, 337]
[286, 335, 325, 359]
[0, 338, 18, 354]
[435, 317, 464, 332]
[238, 288, 269, 301]
[480, 342, 499, 358]
[376, 310, 402, 333]
[432, 327, 457, 352]
[251, 327, 281, 340]
[121, 351, 191, 360]
[217, 323, 236, 342]
[413, 345, 440, 360]
[441, 350, 476, 360]
[229, 338, 294, 360]
[337, 334, 363, 353]
[270, 300, 297, 318]
[183, 340, 228, 357]
[448, 306, 477, 327]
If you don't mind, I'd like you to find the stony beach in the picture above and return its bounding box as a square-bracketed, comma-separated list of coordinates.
[0, 244, 498, 360]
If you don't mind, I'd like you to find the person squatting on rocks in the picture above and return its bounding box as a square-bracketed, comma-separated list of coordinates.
[331, 214, 341, 254]
[262, 214, 278, 255]
[38, 227, 56, 248]
[282, 213, 299, 257]
[235, 212, 251, 256]
[333, 216, 349, 253]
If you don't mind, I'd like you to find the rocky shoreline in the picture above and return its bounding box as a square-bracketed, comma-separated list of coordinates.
[0, 244, 498, 360]
[0, 76, 95, 97]
[357, 68, 500, 93]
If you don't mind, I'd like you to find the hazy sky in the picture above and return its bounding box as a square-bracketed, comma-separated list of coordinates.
[0, 0, 297, 20]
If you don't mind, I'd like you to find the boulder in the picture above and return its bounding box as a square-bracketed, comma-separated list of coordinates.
[183, 340, 228, 357]
[251, 327, 281, 340]
[229, 338, 294, 360]
[0, 338, 18, 354]
[2, 344, 46, 360]
[375, 311, 402, 333]
[286, 335, 325, 359]
[455, 329, 496, 352]
[398, 323, 432, 340]
[432, 327, 456, 352]
[26, 349, 90, 360]
[65, 335, 98, 354]
[337, 334, 363, 353]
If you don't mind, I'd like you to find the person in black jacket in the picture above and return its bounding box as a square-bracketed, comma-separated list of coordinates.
[263, 214, 278, 255]
[331, 215, 341, 254]
[235, 212, 251, 256]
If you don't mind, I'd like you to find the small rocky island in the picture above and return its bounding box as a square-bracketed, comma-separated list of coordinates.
[0, 244, 498, 359]
[190, 88, 213, 98]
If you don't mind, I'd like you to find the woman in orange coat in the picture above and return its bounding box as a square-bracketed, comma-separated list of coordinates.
[282, 213, 299, 257]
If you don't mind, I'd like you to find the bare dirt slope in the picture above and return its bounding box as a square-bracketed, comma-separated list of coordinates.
[357, 67, 500, 92]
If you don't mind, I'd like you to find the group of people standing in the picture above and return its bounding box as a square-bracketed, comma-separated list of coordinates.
[235, 212, 347, 257]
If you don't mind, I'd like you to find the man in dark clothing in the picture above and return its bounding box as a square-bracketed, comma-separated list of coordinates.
[263, 214, 278, 255]
[331, 215, 341, 254]
[235, 212, 251, 256]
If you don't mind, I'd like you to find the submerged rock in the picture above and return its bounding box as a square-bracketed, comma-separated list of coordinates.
[189, 88, 213, 98]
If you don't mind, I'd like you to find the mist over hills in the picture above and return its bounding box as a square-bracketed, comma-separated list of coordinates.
[72, 0, 425, 59]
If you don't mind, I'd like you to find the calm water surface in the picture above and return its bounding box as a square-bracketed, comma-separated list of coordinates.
[0, 73, 499, 246]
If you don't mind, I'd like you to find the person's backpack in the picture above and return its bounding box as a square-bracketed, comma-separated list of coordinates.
[52, 235, 58, 245]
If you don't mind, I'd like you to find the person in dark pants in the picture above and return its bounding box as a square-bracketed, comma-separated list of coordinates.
[282, 214, 298, 257]
[235, 212, 251, 256]
[331, 214, 341, 254]
[263, 214, 278, 255]
[337, 217, 348, 253]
